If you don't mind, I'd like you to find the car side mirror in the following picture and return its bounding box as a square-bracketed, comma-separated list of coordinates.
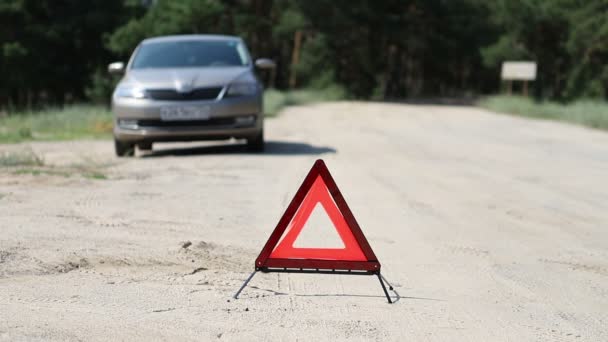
[255, 58, 276, 69]
[108, 62, 125, 75]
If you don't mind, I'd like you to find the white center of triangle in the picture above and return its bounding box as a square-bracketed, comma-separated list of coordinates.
[292, 202, 346, 248]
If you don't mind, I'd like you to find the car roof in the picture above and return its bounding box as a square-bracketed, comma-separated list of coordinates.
[141, 34, 242, 44]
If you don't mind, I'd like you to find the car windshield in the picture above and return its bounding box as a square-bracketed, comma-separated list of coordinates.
[131, 40, 250, 69]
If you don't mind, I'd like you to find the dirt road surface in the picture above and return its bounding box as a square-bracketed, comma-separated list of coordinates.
[1, 102, 607, 341]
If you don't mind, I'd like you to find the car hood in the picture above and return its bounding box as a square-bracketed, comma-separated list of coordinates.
[122, 67, 253, 90]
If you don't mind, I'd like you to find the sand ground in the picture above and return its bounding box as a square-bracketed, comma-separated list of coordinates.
[1, 102, 607, 341]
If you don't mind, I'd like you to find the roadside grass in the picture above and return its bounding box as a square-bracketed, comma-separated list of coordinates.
[264, 85, 347, 117]
[13, 168, 71, 177]
[67, 159, 109, 180]
[0, 149, 109, 180]
[13, 165, 108, 180]
[477, 95, 608, 131]
[0, 87, 347, 144]
[0, 105, 112, 143]
[0, 148, 44, 167]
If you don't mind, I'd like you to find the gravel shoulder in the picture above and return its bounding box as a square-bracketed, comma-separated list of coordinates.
[1, 102, 607, 341]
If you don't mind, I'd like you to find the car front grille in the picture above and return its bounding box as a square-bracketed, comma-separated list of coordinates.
[136, 118, 236, 127]
[147, 87, 223, 101]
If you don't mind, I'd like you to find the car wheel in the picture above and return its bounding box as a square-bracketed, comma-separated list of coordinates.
[246, 130, 265, 152]
[115, 139, 135, 157]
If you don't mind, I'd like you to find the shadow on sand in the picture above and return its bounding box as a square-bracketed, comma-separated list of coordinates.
[143, 140, 336, 158]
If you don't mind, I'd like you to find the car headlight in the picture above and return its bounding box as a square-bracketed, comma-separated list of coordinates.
[226, 83, 257, 97]
[115, 86, 148, 99]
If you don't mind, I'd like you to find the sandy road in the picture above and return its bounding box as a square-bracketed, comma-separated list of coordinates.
[1, 102, 607, 341]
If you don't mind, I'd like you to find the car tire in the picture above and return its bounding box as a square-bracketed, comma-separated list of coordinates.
[115, 139, 135, 157]
[246, 130, 265, 152]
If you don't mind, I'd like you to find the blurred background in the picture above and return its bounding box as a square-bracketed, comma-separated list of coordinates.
[0, 0, 606, 139]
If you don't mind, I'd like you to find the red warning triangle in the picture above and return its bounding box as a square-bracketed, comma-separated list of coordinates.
[256, 160, 380, 272]
[270, 176, 367, 261]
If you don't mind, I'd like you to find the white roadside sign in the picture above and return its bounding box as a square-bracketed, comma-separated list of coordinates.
[501, 61, 537, 81]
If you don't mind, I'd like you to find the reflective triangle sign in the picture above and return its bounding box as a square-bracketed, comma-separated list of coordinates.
[270, 176, 367, 260]
[256, 159, 381, 272]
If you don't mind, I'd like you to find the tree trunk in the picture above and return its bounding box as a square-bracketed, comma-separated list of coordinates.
[289, 30, 303, 89]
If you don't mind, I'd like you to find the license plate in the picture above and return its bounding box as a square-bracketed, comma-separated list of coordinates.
[160, 106, 211, 121]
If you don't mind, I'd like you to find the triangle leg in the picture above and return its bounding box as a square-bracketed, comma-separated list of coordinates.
[380, 273, 395, 291]
[233, 271, 258, 299]
[377, 273, 393, 304]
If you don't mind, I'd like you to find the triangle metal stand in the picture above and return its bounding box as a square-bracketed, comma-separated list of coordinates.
[233, 268, 398, 303]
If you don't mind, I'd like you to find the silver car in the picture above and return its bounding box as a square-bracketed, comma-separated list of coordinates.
[108, 34, 275, 156]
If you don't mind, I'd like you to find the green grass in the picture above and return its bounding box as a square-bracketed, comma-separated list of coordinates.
[0, 105, 112, 143]
[477, 95, 608, 131]
[0, 149, 44, 167]
[85, 172, 107, 180]
[14, 168, 70, 177]
[13, 167, 106, 179]
[68, 159, 110, 180]
[264, 85, 347, 117]
[0, 148, 108, 180]
[13, 166, 107, 180]
[0, 88, 347, 143]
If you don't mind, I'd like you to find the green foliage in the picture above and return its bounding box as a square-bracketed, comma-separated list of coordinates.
[108, 0, 227, 56]
[478, 95, 608, 130]
[0, 0, 133, 109]
[564, 1, 608, 99]
[296, 0, 497, 98]
[481, 0, 607, 100]
[0, 105, 112, 143]
[294, 34, 336, 89]
[273, 8, 307, 39]
[481, 35, 529, 67]
[0, 0, 607, 110]
[85, 69, 120, 105]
